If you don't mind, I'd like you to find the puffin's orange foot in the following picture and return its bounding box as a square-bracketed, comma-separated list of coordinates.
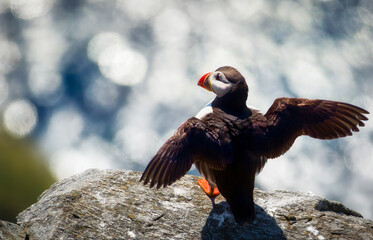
[198, 179, 220, 197]
[198, 179, 220, 209]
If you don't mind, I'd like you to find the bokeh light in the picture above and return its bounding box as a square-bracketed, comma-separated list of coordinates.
[3, 99, 38, 138]
[117, 0, 164, 21]
[10, 0, 54, 20]
[41, 107, 84, 153]
[287, 58, 332, 97]
[147, 64, 190, 105]
[114, 125, 158, 166]
[0, 40, 21, 74]
[0, 76, 9, 105]
[87, 32, 124, 62]
[358, 6, 373, 27]
[0, 1, 8, 14]
[84, 77, 120, 113]
[88, 32, 148, 86]
[98, 45, 147, 85]
[153, 8, 191, 44]
[23, 26, 66, 68]
[28, 67, 63, 106]
[228, 0, 266, 21]
[50, 136, 115, 180]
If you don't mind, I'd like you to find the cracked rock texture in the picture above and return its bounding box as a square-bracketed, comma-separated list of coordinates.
[0, 220, 26, 240]
[11, 169, 373, 239]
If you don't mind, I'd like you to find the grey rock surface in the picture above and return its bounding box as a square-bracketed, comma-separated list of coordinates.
[0, 220, 26, 240]
[16, 169, 373, 240]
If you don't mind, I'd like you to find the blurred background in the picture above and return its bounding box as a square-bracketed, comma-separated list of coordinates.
[0, 0, 372, 222]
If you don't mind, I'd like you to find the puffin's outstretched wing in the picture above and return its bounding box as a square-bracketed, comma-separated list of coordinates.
[252, 97, 369, 159]
[140, 117, 233, 189]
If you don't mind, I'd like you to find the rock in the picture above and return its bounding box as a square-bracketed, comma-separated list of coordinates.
[0, 220, 26, 240]
[16, 169, 373, 240]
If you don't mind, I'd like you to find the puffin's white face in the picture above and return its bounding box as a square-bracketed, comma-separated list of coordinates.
[198, 71, 234, 97]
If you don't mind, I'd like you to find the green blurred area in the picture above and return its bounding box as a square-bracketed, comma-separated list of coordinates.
[0, 131, 56, 223]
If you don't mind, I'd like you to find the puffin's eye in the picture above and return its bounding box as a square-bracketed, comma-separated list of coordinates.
[214, 71, 229, 84]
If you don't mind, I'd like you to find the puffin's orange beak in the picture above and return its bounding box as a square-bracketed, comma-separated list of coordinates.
[197, 72, 212, 91]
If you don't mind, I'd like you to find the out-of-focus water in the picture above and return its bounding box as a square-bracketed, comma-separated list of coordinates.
[0, 0, 372, 218]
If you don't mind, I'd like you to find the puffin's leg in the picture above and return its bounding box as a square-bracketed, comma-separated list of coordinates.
[197, 179, 220, 209]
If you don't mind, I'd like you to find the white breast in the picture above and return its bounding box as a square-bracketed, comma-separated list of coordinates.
[195, 101, 213, 120]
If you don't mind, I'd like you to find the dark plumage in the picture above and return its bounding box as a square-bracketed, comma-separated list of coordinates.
[140, 66, 369, 224]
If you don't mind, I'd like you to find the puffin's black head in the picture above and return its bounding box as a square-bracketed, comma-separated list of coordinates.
[198, 66, 250, 117]
[198, 66, 248, 99]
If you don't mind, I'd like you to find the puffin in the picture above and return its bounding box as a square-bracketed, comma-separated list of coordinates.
[140, 66, 369, 224]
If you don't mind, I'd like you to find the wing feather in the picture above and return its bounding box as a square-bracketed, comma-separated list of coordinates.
[254, 97, 369, 159]
[140, 117, 232, 188]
